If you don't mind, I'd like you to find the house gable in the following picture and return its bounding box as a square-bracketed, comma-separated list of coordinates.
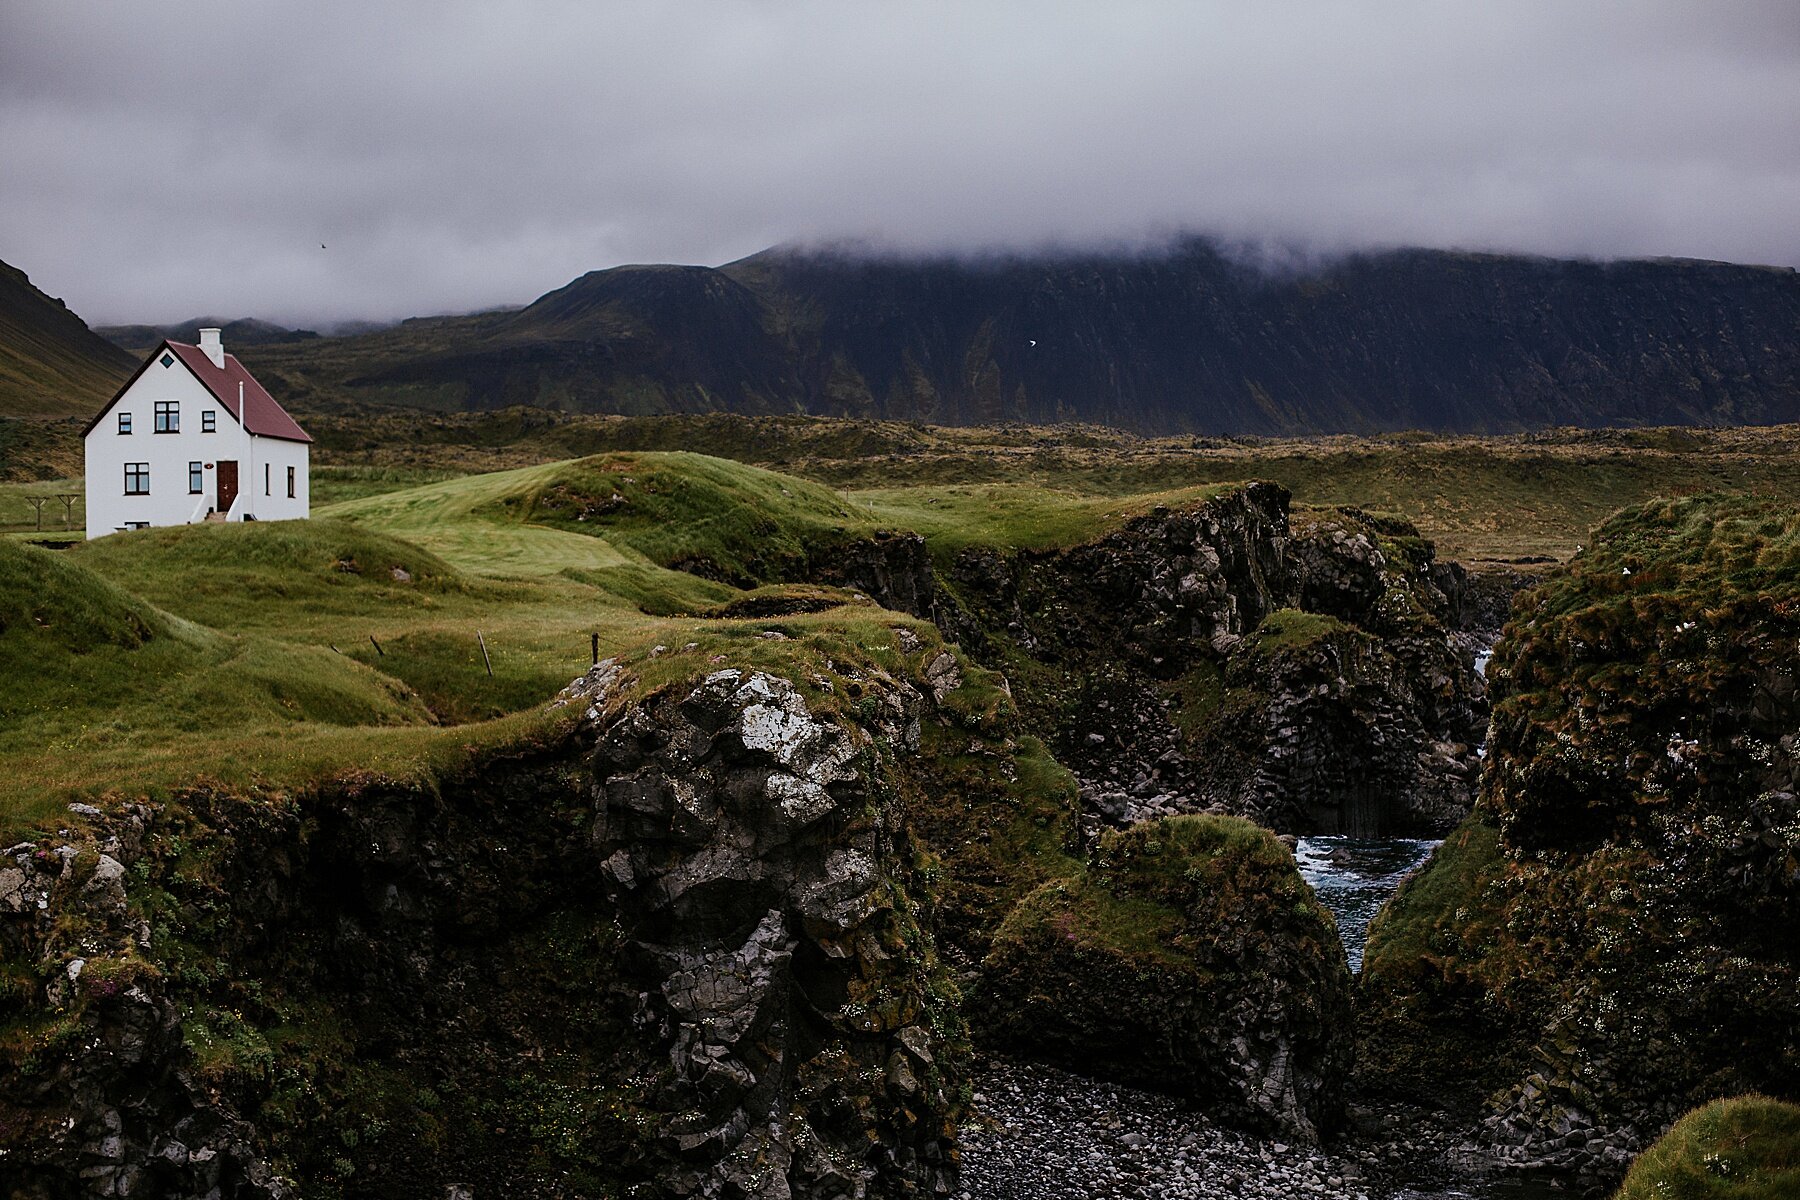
[83, 339, 311, 444]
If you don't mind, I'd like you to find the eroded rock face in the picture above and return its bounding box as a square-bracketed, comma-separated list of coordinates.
[0, 658, 966, 1200]
[0, 814, 295, 1200]
[944, 486, 1488, 835]
[591, 668, 965, 1199]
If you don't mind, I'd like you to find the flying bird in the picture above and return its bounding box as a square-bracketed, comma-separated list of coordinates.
[321, 243, 327, 249]
[1029, 339, 1037, 347]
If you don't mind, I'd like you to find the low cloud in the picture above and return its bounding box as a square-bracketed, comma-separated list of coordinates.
[2, 1, 1796, 325]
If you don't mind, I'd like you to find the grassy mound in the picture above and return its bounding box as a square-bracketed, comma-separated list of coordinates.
[0, 537, 196, 652]
[69, 518, 464, 624]
[0, 541, 438, 833]
[1616, 1096, 1800, 1200]
[979, 815, 1352, 1139]
[476, 451, 877, 585]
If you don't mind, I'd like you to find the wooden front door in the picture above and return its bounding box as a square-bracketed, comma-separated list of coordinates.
[216, 461, 239, 514]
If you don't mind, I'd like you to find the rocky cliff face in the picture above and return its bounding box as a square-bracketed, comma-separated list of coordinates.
[249, 241, 1800, 435]
[1358, 495, 1800, 1188]
[585, 662, 965, 1198]
[937, 486, 1489, 835]
[0, 646, 977, 1199]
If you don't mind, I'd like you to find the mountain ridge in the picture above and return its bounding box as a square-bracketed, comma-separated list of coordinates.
[95, 316, 322, 354]
[243, 239, 1800, 434]
[0, 258, 135, 418]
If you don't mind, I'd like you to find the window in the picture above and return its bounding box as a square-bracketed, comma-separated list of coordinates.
[190, 462, 204, 494]
[154, 400, 179, 433]
[117, 411, 132, 435]
[159, 353, 175, 369]
[124, 521, 150, 530]
[201, 410, 216, 433]
[287, 465, 296, 498]
[265, 463, 271, 495]
[124, 463, 149, 495]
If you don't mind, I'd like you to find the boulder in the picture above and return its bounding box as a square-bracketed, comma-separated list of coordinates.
[977, 815, 1352, 1142]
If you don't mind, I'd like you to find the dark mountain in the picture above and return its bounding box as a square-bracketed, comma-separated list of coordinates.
[0, 258, 136, 418]
[247, 240, 1800, 434]
[96, 316, 321, 355]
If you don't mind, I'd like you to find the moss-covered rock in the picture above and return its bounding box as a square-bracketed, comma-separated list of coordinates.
[1615, 1095, 1800, 1200]
[976, 815, 1353, 1141]
[1359, 495, 1800, 1185]
[940, 487, 1489, 835]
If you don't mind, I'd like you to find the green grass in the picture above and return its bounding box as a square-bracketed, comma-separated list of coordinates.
[10, 432, 1800, 848]
[851, 482, 1237, 562]
[0, 538, 452, 831]
[1255, 608, 1351, 651]
[0, 457, 806, 833]
[465, 450, 879, 584]
[0, 475, 83, 535]
[0, 445, 1064, 835]
[1615, 1096, 1800, 1200]
[1524, 493, 1800, 620]
[310, 465, 462, 506]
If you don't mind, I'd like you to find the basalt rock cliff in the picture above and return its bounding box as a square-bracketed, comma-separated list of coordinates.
[926, 485, 1492, 836]
[1, 476, 1460, 1197]
[978, 815, 1353, 1143]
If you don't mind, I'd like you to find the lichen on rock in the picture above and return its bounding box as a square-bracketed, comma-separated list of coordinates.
[591, 666, 967, 1198]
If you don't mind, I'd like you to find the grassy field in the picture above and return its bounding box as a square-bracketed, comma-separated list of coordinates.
[291, 411, 1800, 562]
[7, 417, 1800, 838]
[0, 475, 83, 535]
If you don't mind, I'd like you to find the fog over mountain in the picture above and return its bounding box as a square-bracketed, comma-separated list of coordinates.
[2, 1, 1797, 327]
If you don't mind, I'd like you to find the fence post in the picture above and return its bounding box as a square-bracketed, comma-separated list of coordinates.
[478, 630, 493, 677]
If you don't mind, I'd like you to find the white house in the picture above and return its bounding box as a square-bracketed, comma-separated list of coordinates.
[83, 329, 311, 538]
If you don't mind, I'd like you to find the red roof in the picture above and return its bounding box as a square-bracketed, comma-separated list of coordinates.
[83, 340, 312, 443]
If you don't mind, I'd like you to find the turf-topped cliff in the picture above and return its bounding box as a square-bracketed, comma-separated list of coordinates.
[0, 620, 1010, 1197]
[4, 447, 1476, 1196]
[1359, 494, 1800, 1186]
[244, 241, 1800, 434]
[0, 257, 135, 419]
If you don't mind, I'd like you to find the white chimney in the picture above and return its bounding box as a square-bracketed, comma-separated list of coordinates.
[198, 328, 225, 368]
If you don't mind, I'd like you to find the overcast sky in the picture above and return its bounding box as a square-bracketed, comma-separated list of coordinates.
[3, 1, 1797, 327]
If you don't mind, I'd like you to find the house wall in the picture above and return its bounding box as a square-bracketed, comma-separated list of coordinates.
[244, 434, 310, 522]
[84, 354, 309, 538]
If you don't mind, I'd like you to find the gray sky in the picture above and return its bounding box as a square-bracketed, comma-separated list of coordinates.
[3, 1, 1797, 327]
